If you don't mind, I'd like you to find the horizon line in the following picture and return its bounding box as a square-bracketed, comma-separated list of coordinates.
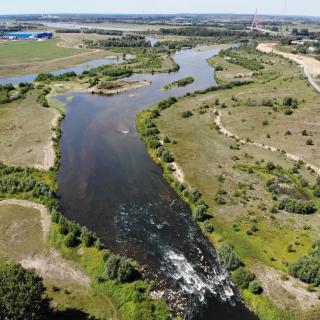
[0, 12, 319, 18]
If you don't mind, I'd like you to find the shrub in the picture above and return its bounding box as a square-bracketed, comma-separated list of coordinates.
[181, 110, 193, 118]
[266, 162, 276, 171]
[105, 255, 140, 283]
[161, 150, 174, 163]
[249, 280, 263, 294]
[277, 196, 316, 215]
[194, 205, 207, 221]
[306, 139, 313, 146]
[284, 109, 293, 115]
[287, 244, 295, 253]
[289, 240, 320, 286]
[215, 195, 226, 205]
[204, 222, 214, 233]
[218, 243, 242, 271]
[233, 267, 255, 289]
[64, 232, 78, 248]
[80, 227, 96, 248]
[188, 187, 201, 203]
[283, 96, 298, 108]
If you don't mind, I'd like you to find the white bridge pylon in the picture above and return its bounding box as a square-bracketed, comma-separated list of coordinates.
[247, 8, 281, 35]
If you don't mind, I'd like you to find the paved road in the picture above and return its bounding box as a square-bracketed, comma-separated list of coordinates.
[257, 43, 320, 92]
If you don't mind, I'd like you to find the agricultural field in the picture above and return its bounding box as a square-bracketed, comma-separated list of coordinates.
[149, 46, 320, 319]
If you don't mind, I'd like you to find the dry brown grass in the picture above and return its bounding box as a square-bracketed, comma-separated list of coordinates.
[0, 91, 59, 169]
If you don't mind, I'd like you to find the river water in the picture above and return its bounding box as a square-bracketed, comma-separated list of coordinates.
[56, 47, 258, 320]
[0, 54, 134, 85]
[2, 46, 258, 319]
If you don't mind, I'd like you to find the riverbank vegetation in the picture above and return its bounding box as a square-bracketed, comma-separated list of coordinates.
[0, 158, 170, 319]
[163, 77, 194, 90]
[137, 45, 320, 319]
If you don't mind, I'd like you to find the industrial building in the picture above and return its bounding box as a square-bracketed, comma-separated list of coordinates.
[0, 32, 53, 40]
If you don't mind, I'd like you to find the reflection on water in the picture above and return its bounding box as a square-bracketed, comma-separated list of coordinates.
[55, 47, 258, 319]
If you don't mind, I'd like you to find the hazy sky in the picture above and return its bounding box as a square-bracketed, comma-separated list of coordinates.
[1, 0, 319, 16]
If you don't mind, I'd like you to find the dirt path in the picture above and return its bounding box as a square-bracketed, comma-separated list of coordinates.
[35, 108, 60, 171]
[251, 263, 319, 312]
[214, 109, 320, 175]
[0, 199, 90, 285]
[257, 43, 320, 92]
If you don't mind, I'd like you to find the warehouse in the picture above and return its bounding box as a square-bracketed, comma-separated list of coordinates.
[0, 32, 53, 40]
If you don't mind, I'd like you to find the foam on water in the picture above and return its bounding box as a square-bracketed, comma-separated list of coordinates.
[163, 247, 234, 303]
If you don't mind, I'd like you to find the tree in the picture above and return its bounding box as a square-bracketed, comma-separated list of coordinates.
[0, 264, 50, 320]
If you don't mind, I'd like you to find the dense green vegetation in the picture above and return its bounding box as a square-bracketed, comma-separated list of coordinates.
[218, 243, 242, 271]
[289, 240, 320, 286]
[219, 47, 264, 71]
[0, 264, 50, 320]
[163, 76, 194, 90]
[84, 34, 151, 48]
[35, 71, 77, 82]
[277, 196, 316, 215]
[159, 27, 249, 37]
[0, 82, 34, 104]
[0, 156, 170, 319]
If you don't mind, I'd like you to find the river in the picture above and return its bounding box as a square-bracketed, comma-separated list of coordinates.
[2, 46, 258, 319]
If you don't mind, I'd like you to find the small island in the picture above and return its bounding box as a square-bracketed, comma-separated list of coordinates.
[163, 76, 195, 90]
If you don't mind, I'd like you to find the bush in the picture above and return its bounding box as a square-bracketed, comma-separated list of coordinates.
[105, 255, 140, 283]
[161, 150, 174, 163]
[283, 96, 298, 108]
[204, 222, 214, 233]
[277, 196, 316, 215]
[181, 110, 193, 118]
[249, 280, 263, 294]
[64, 232, 78, 248]
[0, 264, 50, 319]
[289, 240, 320, 286]
[188, 187, 201, 203]
[266, 162, 276, 171]
[306, 139, 313, 146]
[194, 204, 207, 221]
[218, 243, 242, 271]
[233, 267, 256, 289]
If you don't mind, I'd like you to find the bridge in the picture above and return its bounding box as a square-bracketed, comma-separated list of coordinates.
[247, 9, 289, 36]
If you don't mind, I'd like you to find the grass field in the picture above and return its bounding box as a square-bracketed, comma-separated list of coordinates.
[0, 39, 85, 65]
[0, 90, 58, 169]
[146, 46, 320, 319]
[0, 37, 116, 77]
[0, 201, 116, 319]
